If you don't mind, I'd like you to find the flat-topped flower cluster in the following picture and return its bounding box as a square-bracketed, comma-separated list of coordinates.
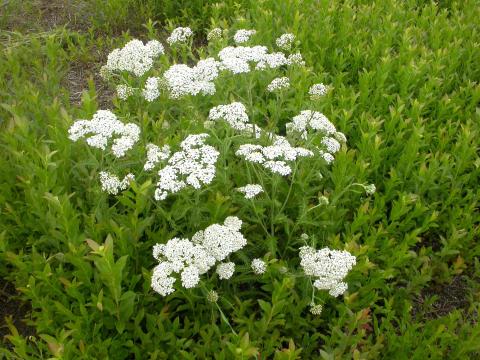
[151, 217, 247, 296]
[300, 246, 356, 297]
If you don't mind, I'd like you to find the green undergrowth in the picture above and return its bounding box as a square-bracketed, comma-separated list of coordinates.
[1, 0, 479, 359]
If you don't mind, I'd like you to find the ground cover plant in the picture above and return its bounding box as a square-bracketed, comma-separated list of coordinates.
[1, 0, 480, 359]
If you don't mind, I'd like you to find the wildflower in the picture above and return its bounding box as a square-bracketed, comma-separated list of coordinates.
[266, 77, 290, 92]
[334, 131, 347, 144]
[68, 110, 140, 158]
[99, 171, 135, 195]
[218, 46, 287, 74]
[208, 102, 250, 131]
[300, 233, 309, 241]
[309, 83, 328, 99]
[207, 28, 222, 41]
[287, 52, 305, 66]
[143, 77, 161, 102]
[154, 134, 219, 201]
[116, 84, 134, 100]
[318, 195, 329, 206]
[99, 65, 112, 80]
[150, 217, 247, 296]
[144, 144, 171, 171]
[300, 246, 356, 297]
[276, 33, 295, 50]
[163, 58, 220, 98]
[206, 290, 219, 303]
[181, 265, 200, 288]
[287, 110, 337, 139]
[235, 137, 313, 176]
[166, 27, 193, 45]
[216, 262, 235, 279]
[233, 29, 256, 44]
[251, 258, 267, 274]
[365, 184, 376, 195]
[237, 184, 264, 199]
[151, 262, 176, 296]
[105, 39, 164, 76]
[321, 137, 341, 154]
[309, 303, 323, 315]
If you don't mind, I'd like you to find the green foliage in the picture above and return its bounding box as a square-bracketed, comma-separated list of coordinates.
[1, 0, 480, 359]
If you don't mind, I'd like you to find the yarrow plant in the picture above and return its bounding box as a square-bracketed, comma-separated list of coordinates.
[66, 25, 369, 319]
[151, 217, 247, 295]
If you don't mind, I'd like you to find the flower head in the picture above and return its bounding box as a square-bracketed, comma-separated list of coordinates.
[251, 258, 267, 274]
[167, 27, 193, 45]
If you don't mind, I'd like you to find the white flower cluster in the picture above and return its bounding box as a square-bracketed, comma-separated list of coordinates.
[235, 137, 313, 176]
[208, 102, 250, 131]
[99, 171, 135, 195]
[276, 33, 295, 50]
[236, 184, 263, 199]
[105, 39, 164, 76]
[144, 143, 171, 171]
[286, 52, 305, 66]
[299, 246, 356, 297]
[286, 110, 345, 164]
[143, 77, 161, 102]
[116, 84, 134, 100]
[166, 27, 193, 45]
[207, 28, 222, 41]
[163, 58, 220, 98]
[309, 83, 328, 99]
[218, 45, 288, 74]
[68, 110, 140, 158]
[251, 258, 267, 274]
[216, 262, 235, 279]
[151, 217, 247, 296]
[233, 29, 256, 44]
[267, 77, 290, 92]
[154, 134, 219, 201]
[310, 303, 323, 315]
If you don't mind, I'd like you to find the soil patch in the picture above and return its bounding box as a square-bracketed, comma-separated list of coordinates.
[0, 278, 35, 344]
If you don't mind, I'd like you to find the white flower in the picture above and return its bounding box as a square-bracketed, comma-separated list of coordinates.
[223, 216, 243, 231]
[181, 265, 200, 288]
[143, 77, 161, 102]
[150, 217, 247, 296]
[287, 52, 305, 66]
[267, 77, 290, 92]
[144, 144, 171, 171]
[321, 152, 334, 164]
[99, 171, 134, 195]
[233, 29, 256, 44]
[309, 303, 323, 315]
[163, 58, 220, 98]
[154, 134, 219, 201]
[251, 258, 266, 274]
[287, 110, 336, 138]
[309, 83, 328, 99]
[206, 290, 219, 302]
[236, 137, 313, 176]
[334, 131, 347, 144]
[365, 184, 376, 195]
[237, 184, 263, 199]
[276, 33, 295, 50]
[151, 262, 176, 296]
[201, 218, 247, 261]
[166, 27, 193, 45]
[68, 110, 140, 158]
[207, 28, 222, 41]
[218, 46, 287, 74]
[116, 84, 134, 100]
[328, 282, 348, 297]
[300, 246, 356, 298]
[105, 39, 164, 76]
[321, 137, 341, 154]
[208, 102, 249, 131]
[216, 262, 235, 279]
